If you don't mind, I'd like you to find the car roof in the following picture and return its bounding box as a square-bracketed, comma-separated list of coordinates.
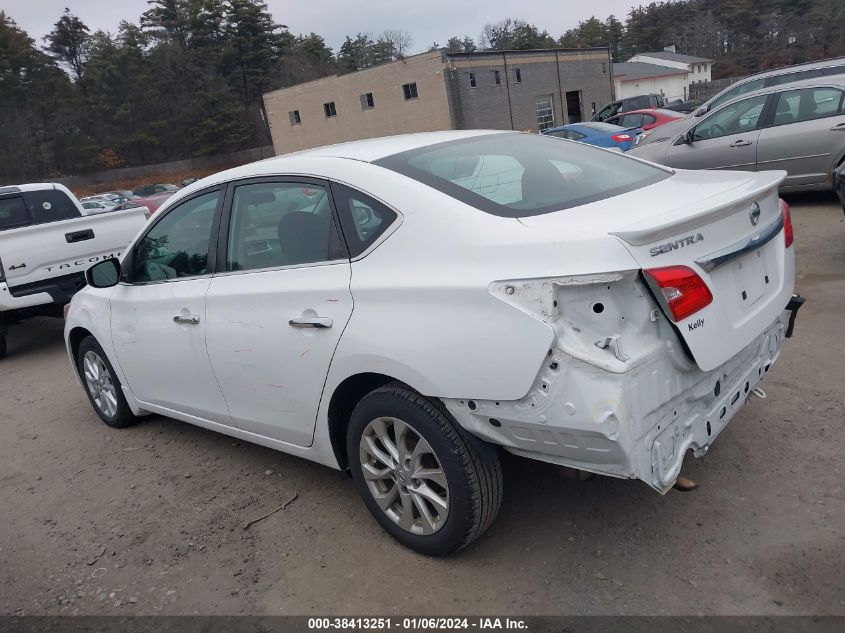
[739, 56, 845, 82]
[714, 74, 845, 110]
[278, 130, 509, 163]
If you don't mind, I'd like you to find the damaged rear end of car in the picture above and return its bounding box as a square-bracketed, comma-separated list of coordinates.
[443, 169, 800, 493]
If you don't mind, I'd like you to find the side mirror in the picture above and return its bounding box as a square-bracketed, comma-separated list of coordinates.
[85, 257, 121, 288]
[676, 129, 694, 146]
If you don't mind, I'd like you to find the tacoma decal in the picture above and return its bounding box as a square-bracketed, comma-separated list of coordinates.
[43, 252, 123, 273]
[650, 233, 704, 257]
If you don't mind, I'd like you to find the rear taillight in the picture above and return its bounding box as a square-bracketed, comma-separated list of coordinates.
[780, 198, 793, 248]
[644, 265, 713, 322]
[611, 134, 633, 142]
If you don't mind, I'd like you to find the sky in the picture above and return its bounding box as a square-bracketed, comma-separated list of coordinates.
[5, 0, 642, 53]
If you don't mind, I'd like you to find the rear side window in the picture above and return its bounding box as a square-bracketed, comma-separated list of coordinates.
[0, 189, 80, 230]
[773, 87, 845, 126]
[0, 197, 30, 230]
[548, 129, 586, 140]
[225, 182, 345, 271]
[331, 183, 398, 257]
[375, 133, 670, 218]
[694, 94, 768, 140]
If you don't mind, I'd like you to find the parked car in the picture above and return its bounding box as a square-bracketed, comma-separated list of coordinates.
[123, 191, 175, 215]
[629, 77, 845, 191]
[604, 108, 686, 131]
[541, 122, 643, 151]
[662, 99, 701, 114]
[0, 183, 147, 357]
[132, 183, 179, 197]
[80, 195, 118, 207]
[65, 130, 802, 555]
[693, 56, 845, 117]
[80, 200, 116, 215]
[592, 94, 664, 122]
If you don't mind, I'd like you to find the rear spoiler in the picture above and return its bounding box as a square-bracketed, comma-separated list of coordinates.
[611, 171, 786, 246]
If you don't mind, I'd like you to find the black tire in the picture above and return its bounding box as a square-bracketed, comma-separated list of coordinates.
[76, 335, 137, 428]
[347, 383, 502, 556]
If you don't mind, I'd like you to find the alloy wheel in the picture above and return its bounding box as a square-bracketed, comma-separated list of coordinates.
[359, 416, 450, 535]
[82, 351, 118, 418]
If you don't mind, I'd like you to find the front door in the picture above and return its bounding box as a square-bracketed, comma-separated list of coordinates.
[664, 93, 769, 171]
[109, 189, 232, 422]
[757, 85, 845, 187]
[566, 90, 583, 123]
[204, 179, 353, 446]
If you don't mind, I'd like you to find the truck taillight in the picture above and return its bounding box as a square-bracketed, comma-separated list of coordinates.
[780, 198, 793, 248]
[643, 265, 713, 322]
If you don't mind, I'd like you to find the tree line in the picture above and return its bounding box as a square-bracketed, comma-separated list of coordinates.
[2, 0, 843, 182]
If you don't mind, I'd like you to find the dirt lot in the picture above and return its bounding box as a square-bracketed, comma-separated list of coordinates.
[1, 194, 843, 616]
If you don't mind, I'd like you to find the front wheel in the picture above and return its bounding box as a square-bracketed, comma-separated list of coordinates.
[347, 383, 502, 555]
[76, 336, 137, 428]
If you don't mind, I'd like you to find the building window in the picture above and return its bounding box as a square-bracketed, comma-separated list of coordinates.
[514, 68, 522, 83]
[402, 82, 418, 100]
[602, 62, 607, 74]
[469, 72, 476, 88]
[493, 70, 501, 85]
[536, 95, 555, 131]
[323, 101, 337, 118]
[288, 110, 301, 125]
[360, 92, 374, 109]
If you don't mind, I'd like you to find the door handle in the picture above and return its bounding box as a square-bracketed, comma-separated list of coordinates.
[289, 317, 333, 329]
[830, 123, 845, 131]
[173, 315, 200, 325]
[66, 229, 95, 243]
[729, 140, 752, 147]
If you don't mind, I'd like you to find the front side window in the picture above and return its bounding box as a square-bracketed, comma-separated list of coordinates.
[375, 133, 670, 218]
[620, 113, 645, 127]
[403, 82, 418, 100]
[773, 86, 844, 126]
[709, 78, 765, 111]
[331, 184, 398, 257]
[693, 94, 768, 141]
[131, 190, 219, 282]
[226, 182, 344, 272]
[595, 101, 621, 121]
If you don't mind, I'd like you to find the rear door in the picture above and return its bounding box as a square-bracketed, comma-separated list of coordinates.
[204, 178, 353, 446]
[756, 85, 845, 187]
[662, 93, 770, 171]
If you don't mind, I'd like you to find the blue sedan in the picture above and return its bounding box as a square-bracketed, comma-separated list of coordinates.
[540, 122, 643, 151]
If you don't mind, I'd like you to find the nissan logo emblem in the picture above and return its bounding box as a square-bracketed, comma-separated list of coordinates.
[749, 202, 761, 226]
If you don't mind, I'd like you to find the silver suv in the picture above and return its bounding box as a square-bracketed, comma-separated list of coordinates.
[694, 57, 845, 117]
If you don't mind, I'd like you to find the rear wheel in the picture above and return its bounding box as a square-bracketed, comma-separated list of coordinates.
[76, 336, 137, 428]
[347, 383, 502, 555]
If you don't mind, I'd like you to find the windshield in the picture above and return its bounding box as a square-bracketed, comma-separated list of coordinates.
[374, 133, 670, 218]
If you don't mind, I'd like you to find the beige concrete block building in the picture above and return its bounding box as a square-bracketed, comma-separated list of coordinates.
[263, 48, 614, 155]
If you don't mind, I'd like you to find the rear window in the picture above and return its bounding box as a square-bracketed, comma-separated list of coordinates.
[374, 133, 670, 218]
[0, 189, 80, 230]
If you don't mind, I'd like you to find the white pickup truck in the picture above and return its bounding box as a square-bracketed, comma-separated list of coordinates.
[0, 183, 147, 357]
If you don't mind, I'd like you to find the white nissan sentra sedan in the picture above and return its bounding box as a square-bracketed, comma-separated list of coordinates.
[65, 130, 804, 555]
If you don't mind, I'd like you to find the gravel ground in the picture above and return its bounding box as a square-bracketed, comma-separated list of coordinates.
[0, 193, 842, 616]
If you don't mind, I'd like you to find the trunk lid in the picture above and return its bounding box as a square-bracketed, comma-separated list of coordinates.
[518, 168, 794, 371]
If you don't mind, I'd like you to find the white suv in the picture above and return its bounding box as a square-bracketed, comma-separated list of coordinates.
[64, 131, 803, 555]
